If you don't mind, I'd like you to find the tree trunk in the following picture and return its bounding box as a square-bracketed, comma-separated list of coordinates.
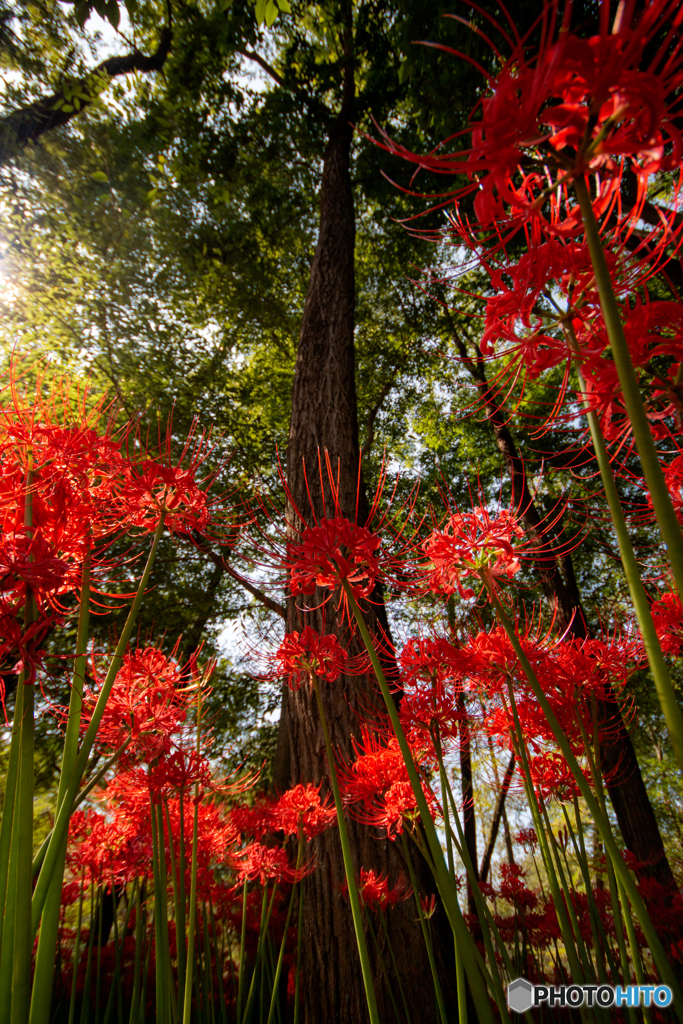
[454, 334, 680, 898]
[278, 77, 456, 1024]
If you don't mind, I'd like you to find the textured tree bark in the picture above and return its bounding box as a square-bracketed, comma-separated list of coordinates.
[454, 335, 679, 897]
[278, 58, 458, 1024]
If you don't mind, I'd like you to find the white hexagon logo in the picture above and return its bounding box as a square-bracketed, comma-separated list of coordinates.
[508, 978, 534, 1014]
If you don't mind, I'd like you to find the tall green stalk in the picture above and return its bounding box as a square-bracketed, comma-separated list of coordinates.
[8, 468, 36, 1024]
[574, 176, 683, 598]
[31, 512, 166, 935]
[182, 688, 203, 1024]
[565, 319, 683, 770]
[30, 553, 91, 1024]
[342, 580, 501, 1024]
[310, 669, 381, 1024]
[486, 584, 683, 1015]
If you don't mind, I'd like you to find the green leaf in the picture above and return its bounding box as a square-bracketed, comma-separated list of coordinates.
[218, 0, 234, 11]
[277, 0, 291, 12]
[254, 0, 268, 25]
[265, 0, 278, 26]
[91, 171, 109, 183]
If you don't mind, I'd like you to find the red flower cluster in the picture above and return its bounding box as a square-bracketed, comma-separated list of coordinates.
[380, 0, 683, 234]
[84, 647, 191, 765]
[0, 373, 236, 691]
[341, 868, 411, 911]
[288, 516, 381, 600]
[421, 508, 524, 599]
[339, 726, 438, 839]
[275, 627, 349, 688]
[229, 783, 336, 842]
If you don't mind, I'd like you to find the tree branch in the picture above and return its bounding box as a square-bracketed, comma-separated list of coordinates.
[192, 534, 286, 619]
[236, 47, 320, 117]
[0, 27, 172, 167]
[479, 752, 516, 885]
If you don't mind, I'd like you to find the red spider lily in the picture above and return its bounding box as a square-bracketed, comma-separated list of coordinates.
[275, 627, 349, 689]
[338, 725, 438, 839]
[421, 507, 524, 600]
[421, 893, 437, 920]
[516, 828, 539, 850]
[116, 461, 211, 538]
[398, 637, 470, 738]
[340, 868, 411, 911]
[230, 843, 309, 886]
[0, 531, 73, 600]
[578, 299, 683, 441]
[526, 750, 581, 802]
[267, 783, 337, 840]
[83, 646, 192, 765]
[497, 863, 538, 911]
[142, 744, 213, 799]
[378, 0, 683, 235]
[230, 783, 337, 842]
[0, 596, 57, 690]
[651, 591, 683, 657]
[288, 516, 381, 601]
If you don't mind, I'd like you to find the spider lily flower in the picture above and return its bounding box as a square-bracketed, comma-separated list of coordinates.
[651, 591, 683, 656]
[340, 868, 412, 911]
[421, 506, 525, 600]
[378, 0, 683, 235]
[230, 843, 310, 886]
[83, 646, 195, 766]
[275, 626, 350, 688]
[288, 516, 382, 601]
[267, 783, 337, 840]
[398, 637, 471, 739]
[337, 725, 438, 840]
[230, 783, 337, 843]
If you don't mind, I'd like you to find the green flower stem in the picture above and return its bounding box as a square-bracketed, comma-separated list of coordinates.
[293, 883, 303, 1024]
[435, 748, 514, 1012]
[150, 799, 171, 1024]
[266, 834, 304, 1024]
[182, 686, 203, 1024]
[209, 899, 228, 1024]
[128, 882, 144, 1024]
[399, 832, 448, 1024]
[235, 879, 248, 1024]
[10, 469, 36, 1024]
[176, 793, 187, 1010]
[31, 513, 166, 936]
[310, 669, 381, 1024]
[561, 804, 615, 987]
[241, 882, 277, 1024]
[574, 176, 683, 597]
[565, 318, 683, 771]
[487, 584, 683, 1015]
[31, 554, 91, 1024]
[67, 876, 85, 1024]
[0, 664, 23, 972]
[504, 688, 586, 986]
[78, 882, 96, 1024]
[0, 676, 24, 1020]
[342, 581, 496, 1024]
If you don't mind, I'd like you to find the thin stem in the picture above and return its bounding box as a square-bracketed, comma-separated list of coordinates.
[310, 670, 380, 1024]
[32, 513, 166, 935]
[342, 580, 506, 1024]
[564, 317, 683, 770]
[486, 582, 683, 1014]
[574, 175, 683, 597]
